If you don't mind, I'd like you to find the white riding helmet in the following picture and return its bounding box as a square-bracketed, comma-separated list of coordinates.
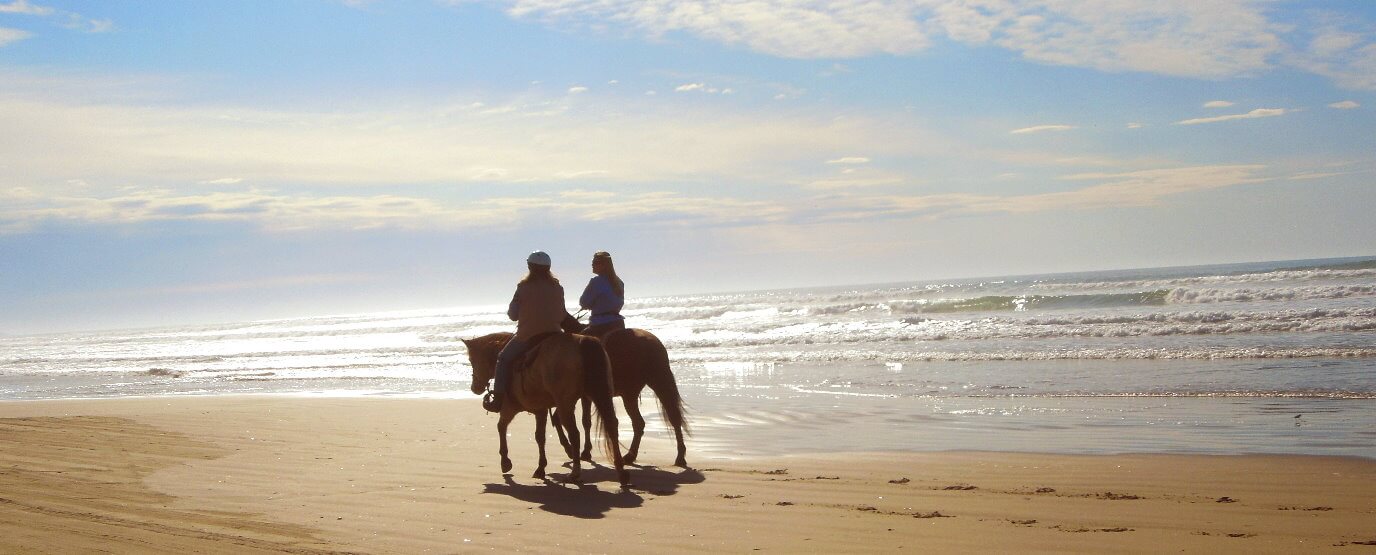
[527, 250, 552, 266]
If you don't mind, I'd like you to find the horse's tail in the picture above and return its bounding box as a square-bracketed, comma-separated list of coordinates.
[578, 336, 622, 463]
[642, 334, 691, 437]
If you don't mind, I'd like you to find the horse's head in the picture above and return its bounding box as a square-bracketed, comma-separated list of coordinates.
[461, 333, 510, 395]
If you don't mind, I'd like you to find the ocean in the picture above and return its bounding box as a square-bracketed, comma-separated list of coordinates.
[3, 256, 1374, 459]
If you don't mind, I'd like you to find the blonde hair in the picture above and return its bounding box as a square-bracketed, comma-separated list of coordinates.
[520, 262, 559, 285]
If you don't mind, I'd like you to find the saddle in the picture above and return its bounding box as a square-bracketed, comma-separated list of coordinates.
[482, 331, 563, 413]
[512, 331, 561, 375]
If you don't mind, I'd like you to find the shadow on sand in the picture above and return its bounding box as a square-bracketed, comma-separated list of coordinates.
[482, 463, 706, 519]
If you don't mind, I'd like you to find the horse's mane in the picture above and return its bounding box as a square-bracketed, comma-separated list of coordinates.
[470, 332, 512, 351]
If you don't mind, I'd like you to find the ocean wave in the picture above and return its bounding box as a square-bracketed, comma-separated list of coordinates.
[670, 346, 1376, 363]
[1165, 285, 1376, 304]
[653, 306, 1376, 346]
[891, 291, 1170, 314]
[1030, 268, 1376, 293]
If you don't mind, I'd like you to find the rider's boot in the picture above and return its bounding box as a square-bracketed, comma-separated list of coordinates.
[483, 390, 503, 412]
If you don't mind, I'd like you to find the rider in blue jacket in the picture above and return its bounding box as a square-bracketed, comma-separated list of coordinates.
[579, 251, 626, 338]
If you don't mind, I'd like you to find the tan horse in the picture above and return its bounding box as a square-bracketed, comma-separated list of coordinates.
[483, 329, 690, 468]
[463, 332, 628, 486]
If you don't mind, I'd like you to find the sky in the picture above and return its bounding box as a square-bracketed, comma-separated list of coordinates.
[1, 0, 1374, 334]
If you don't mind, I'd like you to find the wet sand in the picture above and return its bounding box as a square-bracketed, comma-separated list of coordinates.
[1, 396, 1374, 553]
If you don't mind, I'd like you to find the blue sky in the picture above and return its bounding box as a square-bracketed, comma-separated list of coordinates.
[2, 0, 1374, 334]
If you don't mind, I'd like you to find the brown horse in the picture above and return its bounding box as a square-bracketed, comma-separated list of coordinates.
[499, 325, 691, 467]
[462, 332, 628, 485]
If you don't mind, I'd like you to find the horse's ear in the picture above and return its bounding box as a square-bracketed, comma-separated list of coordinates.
[460, 337, 472, 348]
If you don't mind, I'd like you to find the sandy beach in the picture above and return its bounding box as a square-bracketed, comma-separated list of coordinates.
[1, 396, 1373, 553]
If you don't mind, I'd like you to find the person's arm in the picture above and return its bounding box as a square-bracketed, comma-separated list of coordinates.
[579, 277, 600, 310]
[506, 289, 520, 321]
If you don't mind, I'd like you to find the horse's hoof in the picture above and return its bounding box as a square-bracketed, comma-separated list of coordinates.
[569, 469, 581, 482]
[618, 469, 630, 486]
[501, 458, 513, 473]
[580, 452, 594, 462]
[674, 457, 688, 468]
[533, 469, 545, 479]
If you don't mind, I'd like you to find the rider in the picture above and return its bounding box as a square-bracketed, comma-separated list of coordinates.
[578, 251, 626, 338]
[485, 250, 567, 413]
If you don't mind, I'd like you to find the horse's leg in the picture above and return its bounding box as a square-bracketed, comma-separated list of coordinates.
[533, 409, 548, 479]
[556, 404, 582, 482]
[622, 391, 646, 465]
[672, 412, 688, 468]
[550, 408, 572, 455]
[579, 397, 594, 462]
[497, 409, 515, 474]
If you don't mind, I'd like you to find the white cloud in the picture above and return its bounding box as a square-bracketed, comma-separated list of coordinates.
[815, 165, 1270, 222]
[1175, 108, 1286, 125]
[0, 76, 965, 194]
[1203, 100, 1234, 108]
[502, 0, 929, 59]
[1010, 124, 1075, 135]
[1287, 171, 1349, 181]
[2, 0, 111, 34]
[497, 1, 1284, 78]
[72, 17, 113, 33]
[674, 82, 733, 94]
[199, 177, 244, 185]
[1287, 24, 1376, 91]
[825, 156, 870, 165]
[1126, 122, 1144, 129]
[567, 85, 588, 94]
[486, 1, 1376, 90]
[0, 171, 867, 237]
[1328, 100, 1360, 109]
[0, 0, 52, 15]
[0, 26, 30, 46]
[977, 2, 1283, 79]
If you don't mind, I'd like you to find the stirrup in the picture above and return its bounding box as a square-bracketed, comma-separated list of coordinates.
[482, 391, 502, 413]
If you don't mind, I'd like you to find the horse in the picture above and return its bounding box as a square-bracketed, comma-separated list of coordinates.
[501, 322, 691, 467]
[462, 332, 629, 486]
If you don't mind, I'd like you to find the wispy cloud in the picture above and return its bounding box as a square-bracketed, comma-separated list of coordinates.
[0, 26, 30, 46]
[1328, 100, 1360, 109]
[0, 185, 799, 234]
[1175, 108, 1286, 125]
[0, 77, 963, 192]
[1, 0, 111, 34]
[674, 82, 732, 94]
[1010, 124, 1075, 135]
[1203, 100, 1235, 108]
[488, 1, 1376, 90]
[199, 177, 244, 185]
[1288, 23, 1376, 90]
[567, 85, 588, 94]
[813, 165, 1271, 223]
[500, 0, 929, 59]
[3, 164, 1278, 234]
[825, 157, 870, 165]
[0, 0, 52, 15]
